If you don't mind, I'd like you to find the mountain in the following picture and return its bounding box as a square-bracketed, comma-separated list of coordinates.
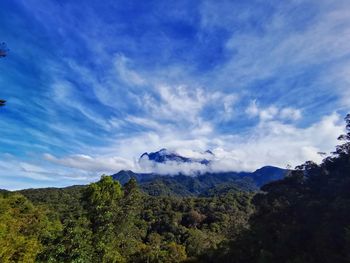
[111, 149, 287, 196]
[112, 166, 287, 197]
[249, 165, 290, 186]
[140, 148, 211, 165]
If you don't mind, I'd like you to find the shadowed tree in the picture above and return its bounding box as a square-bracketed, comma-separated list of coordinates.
[334, 113, 350, 155]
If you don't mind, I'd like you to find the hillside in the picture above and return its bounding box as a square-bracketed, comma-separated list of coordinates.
[112, 165, 286, 196]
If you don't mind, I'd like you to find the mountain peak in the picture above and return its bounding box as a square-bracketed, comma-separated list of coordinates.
[139, 149, 210, 165]
[204, 150, 214, 155]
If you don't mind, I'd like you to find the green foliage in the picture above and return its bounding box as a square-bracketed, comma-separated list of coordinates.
[0, 193, 60, 263]
[82, 175, 125, 262]
[132, 235, 187, 263]
[114, 171, 262, 197]
[37, 216, 94, 263]
[19, 185, 86, 220]
[2, 174, 254, 262]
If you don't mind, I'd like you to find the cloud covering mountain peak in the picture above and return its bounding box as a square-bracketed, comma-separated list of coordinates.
[140, 148, 211, 165]
[138, 148, 213, 175]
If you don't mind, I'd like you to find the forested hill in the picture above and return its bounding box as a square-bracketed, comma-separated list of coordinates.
[112, 165, 286, 196]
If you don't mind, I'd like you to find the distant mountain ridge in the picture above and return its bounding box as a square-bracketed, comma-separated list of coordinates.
[112, 166, 287, 197]
[112, 149, 288, 196]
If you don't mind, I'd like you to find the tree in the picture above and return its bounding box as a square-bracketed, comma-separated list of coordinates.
[0, 193, 58, 263]
[334, 113, 350, 155]
[182, 210, 206, 228]
[118, 178, 146, 258]
[38, 217, 94, 263]
[82, 175, 125, 262]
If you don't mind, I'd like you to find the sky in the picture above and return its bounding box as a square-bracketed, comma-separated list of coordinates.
[0, 0, 349, 190]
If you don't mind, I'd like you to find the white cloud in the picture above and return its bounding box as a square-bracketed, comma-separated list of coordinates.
[0, 154, 96, 190]
[126, 116, 164, 130]
[138, 158, 208, 176]
[114, 54, 146, 86]
[51, 80, 114, 130]
[44, 153, 134, 173]
[150, 85, 207, 122]
[208, 113, 343, 171]
[41, 113, 344, 176]
[215, 1, 350, 101]
[245, 100, 259, 117]
[140, 113, 342, 174]
[246, 100, 302, 122]
[135, 85, 238, 131]
[280, 107, 302, 121]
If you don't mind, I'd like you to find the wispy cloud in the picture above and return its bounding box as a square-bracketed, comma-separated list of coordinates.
[246, 100, 302, 122]
[44, 153, 134, 173]
[0, 0, 349, 188]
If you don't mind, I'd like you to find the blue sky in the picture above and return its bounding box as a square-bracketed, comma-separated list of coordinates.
[0, 0, 349, 189]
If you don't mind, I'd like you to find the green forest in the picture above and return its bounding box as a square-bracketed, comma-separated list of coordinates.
[1, 114, 350, 263]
